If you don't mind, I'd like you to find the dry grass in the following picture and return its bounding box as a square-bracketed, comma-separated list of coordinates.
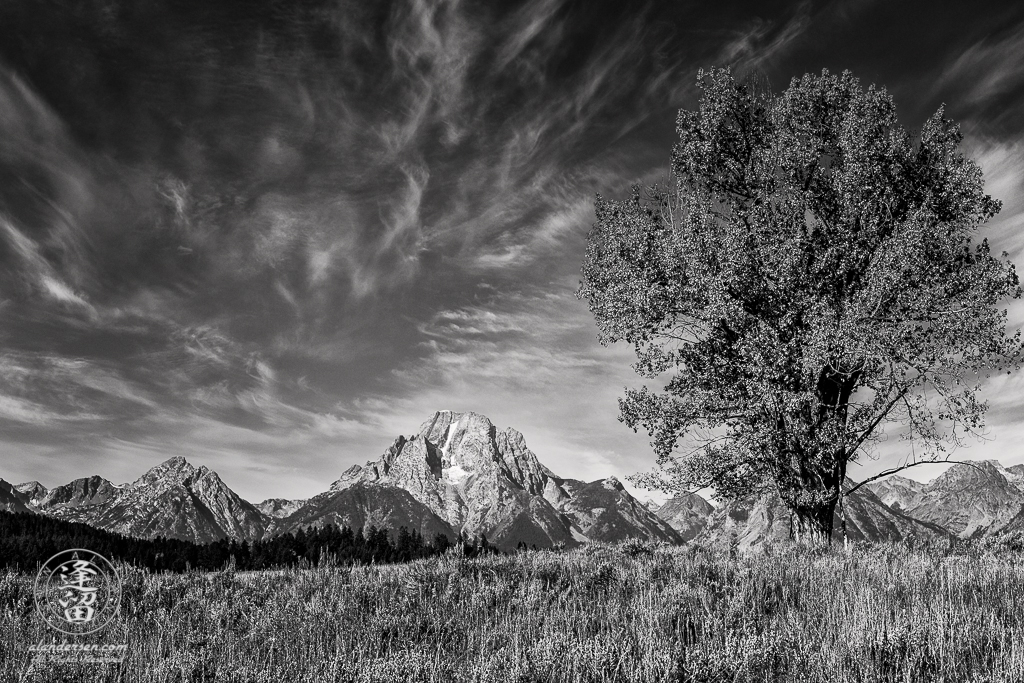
[2, 540, 1024, 682]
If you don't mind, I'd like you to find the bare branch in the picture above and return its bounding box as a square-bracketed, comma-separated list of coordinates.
[846, 457, 987, 497]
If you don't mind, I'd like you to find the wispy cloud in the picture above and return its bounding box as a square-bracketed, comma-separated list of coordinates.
[0, 353, 151, 427]
[931, 22, 1024, 109]
[3, 0, 1024, 499]
[0, 394, 98, 425]
[966, 139, 1024, 331]
[718, 3, 813, 71]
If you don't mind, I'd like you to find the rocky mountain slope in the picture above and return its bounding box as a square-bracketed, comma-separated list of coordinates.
[0, 479, 32, 513]
[17, 457, 267, 543]
[545, 476, 682, 544]
[34, 475, 120, 515]
[299, 410, 682, 550]
[14, 481, 47, 506]
[700, 479, 951, 550]
[654, 493, 717, 541]
[1004, 464, 1024, 484]
[881, 461, 1024, 538]
[864, 475, 928, 512]
[661, 460, 1024, 548]
[256, 498, 307, 519]
[269, 483, 454, 541]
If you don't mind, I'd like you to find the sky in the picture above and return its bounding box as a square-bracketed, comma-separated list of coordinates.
[2, 0, 1024, 504]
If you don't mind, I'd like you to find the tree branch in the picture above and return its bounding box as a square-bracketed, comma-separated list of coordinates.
[842, 384, 910, 460]
[845, 457, 987, 497]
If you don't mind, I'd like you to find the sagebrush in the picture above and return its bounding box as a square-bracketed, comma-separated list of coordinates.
[3, 540, 1024, 682]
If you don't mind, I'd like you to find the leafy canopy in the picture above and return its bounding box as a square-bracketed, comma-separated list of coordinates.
[579, 68, 1021, 514]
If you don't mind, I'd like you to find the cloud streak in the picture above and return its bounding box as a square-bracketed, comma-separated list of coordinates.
[2, 0, 1024, 498]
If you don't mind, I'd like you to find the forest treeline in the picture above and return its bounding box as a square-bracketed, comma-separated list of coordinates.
[0, 511, 502, 572]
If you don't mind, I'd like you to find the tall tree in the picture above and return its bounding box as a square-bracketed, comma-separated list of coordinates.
[578, 68, 1022, 542]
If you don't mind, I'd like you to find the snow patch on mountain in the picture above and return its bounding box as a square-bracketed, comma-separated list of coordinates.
[444, 465, 471, 484]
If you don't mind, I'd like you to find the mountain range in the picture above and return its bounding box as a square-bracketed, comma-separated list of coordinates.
[863, 461, 1024, 540]
[703, 477, 952, 551]
[4, 410, 1024, 550]
[699, 460, 1024, 550]
[0, 411, 681, 550]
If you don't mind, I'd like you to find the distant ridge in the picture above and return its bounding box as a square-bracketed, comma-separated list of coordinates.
[17, 456, 266, 544]
[5, 411, 692, 548]
[699, 479, 951, 550]
[654, 493, 715, 541]
[866, 460, 1024, 538]
[0, 479, 32, 514]
[10, 414, 1024, 549]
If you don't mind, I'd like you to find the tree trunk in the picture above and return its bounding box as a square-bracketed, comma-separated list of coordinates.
[777, 362, 857, 546]
[791, 496, 838, 545]
[782, 363, 859, 546]
[784, 463, 843, 546]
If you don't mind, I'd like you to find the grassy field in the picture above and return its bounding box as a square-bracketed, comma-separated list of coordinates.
[3, 539, 1024, 682]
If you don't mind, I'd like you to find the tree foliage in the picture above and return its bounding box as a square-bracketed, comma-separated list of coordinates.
[578, 68, 1022, 541]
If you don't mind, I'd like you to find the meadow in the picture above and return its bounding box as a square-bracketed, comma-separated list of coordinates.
[2, 539, 1024, 682]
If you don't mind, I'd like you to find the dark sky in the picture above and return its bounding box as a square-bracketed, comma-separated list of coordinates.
[2, 0, 1024, 502]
